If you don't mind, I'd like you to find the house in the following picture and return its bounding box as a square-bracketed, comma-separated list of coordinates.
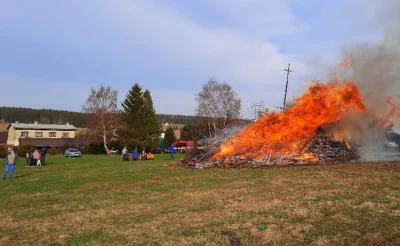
[161, 123, 185, 140]
[7, 121, 79, 148]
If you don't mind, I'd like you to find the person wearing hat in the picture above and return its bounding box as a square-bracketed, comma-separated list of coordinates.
[3, 147, 19, 179]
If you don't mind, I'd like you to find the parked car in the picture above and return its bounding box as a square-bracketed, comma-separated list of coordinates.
[64, 148, 82, 157]
[152, 146, 168, 154]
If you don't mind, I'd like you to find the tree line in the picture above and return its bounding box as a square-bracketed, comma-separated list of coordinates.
[0, 107, 199, 127]
[84, 79, 245, 153]
[2, 78, 247, 153]
[0, 107, 87, 127]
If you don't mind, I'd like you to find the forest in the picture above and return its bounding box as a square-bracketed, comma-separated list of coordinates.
[0, 107, 198, 127]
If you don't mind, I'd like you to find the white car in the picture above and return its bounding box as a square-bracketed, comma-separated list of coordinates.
[64, 148, 82, 157]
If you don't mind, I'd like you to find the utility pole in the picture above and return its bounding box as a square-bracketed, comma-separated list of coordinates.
[283, 63, 292, 109]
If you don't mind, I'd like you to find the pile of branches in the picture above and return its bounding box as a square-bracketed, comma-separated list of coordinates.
[183, 136, 360, 168]
[303, 136, 359, 162]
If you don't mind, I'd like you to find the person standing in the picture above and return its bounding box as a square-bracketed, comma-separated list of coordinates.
[33, 149, 40, 166]
[25, 152, 29, 167]
[122, 147, 128, 161]
[3, 147, 19, 179]
[40, 148, 47, 165]
[29, 150, 34, 166]
[170, 144, 175, 160]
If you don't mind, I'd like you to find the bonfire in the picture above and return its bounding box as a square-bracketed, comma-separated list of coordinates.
[187, 67, 400, 168]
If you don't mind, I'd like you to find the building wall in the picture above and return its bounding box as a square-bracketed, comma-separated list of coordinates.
[7, 126, 76, 146]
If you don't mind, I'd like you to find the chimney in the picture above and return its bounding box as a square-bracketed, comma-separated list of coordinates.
[66, 122, 70, 126]
[15, 120, 19, 124]
[34, 121, 38, 124]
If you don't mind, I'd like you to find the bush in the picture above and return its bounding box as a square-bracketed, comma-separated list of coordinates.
[18, 144, 34, 156]
[49, 147, 57, 156]
[81, 143, 107, 155]
[0, 145, 7, 158]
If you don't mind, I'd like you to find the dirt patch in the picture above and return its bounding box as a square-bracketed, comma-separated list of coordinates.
[78, 182, 115, 189]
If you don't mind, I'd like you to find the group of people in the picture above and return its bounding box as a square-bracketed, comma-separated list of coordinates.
[122, 147, 155, 161]
[121, 144, 175, 162]
[26, 148, 47, 167]
[3, 147, 48, 180]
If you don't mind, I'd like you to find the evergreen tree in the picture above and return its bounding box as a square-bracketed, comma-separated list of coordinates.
[121, 83, 161, 150]
[163, 127, 176, 146]
[180, 123, 197, 140]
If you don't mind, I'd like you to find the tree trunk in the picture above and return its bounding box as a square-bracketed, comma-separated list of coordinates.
[103, 132, 110, 154]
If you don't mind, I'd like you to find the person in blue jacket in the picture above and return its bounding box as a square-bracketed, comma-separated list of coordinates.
[132, 150, 138, 161]
[170, 144, 175, 160]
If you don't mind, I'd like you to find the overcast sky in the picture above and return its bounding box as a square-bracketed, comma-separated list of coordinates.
[0, 0, 392, 118]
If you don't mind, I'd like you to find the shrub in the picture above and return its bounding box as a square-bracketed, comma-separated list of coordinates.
[18, 144, 34, 156]
[0, 145, 7, 158]
[84, 143, 107, 155]
[49, 147, 57, 156]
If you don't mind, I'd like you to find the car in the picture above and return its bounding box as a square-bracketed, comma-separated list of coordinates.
[152, 146, 168, 154]
[64, 148, 82, 157]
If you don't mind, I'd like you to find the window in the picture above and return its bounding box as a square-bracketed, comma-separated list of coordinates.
[49, 132, 56, 137]
[21, 131, 29, 137]
[62, 132, 70, 138]
[35, 132, 43, 137]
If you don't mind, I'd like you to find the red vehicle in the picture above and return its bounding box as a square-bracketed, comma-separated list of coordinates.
[173, 141, 194, 153]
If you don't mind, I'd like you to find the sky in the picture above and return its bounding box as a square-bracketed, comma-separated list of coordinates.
[0, 0, 391, 118]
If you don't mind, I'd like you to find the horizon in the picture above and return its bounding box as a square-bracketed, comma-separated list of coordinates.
[0, 1, 397, 118]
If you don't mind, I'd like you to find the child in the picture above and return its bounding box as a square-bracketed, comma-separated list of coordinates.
[25, 153, 29, 167]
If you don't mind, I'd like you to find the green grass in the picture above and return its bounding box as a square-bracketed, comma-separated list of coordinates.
[0, 155, 399, 245]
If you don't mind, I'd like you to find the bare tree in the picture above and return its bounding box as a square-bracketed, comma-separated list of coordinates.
[195, 78, 241, 138]
[82, 85, 119, 153]
[250, 101, 268, 120]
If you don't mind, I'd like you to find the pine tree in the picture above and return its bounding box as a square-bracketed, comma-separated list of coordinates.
[121, 83, 161, 150]
[163, 127, 176, 146]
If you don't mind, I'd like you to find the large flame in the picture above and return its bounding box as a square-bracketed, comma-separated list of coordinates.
[213, 77, 366, 160]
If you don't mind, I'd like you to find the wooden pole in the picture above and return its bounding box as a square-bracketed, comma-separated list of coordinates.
[283, 63, 292, 109]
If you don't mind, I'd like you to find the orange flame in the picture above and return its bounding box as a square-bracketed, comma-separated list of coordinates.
[344, 140, 351, 150]
[298, 152, 315, 160]
[213, 78, 366, 160]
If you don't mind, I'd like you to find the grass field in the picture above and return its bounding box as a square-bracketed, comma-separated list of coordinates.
[0, 155, 399, 245]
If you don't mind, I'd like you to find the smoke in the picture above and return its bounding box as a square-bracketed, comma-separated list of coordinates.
[197, 124, 247, 147]
[321, 4, 400, 160]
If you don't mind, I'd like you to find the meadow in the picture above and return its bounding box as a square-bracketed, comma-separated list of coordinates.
[0, 155, 399, 245]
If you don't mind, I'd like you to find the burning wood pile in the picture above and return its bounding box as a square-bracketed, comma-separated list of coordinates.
[303, 136, 359, 162]
[185, 74, 400, 168]
[186, 136, 359, 168]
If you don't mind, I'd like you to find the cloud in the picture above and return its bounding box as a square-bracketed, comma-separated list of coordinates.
[211, 0, 306, 37]
[0, 75, 91, 111]
[0, 0, 311, 117]
[3, 0, 390, 118]
[98, 0, 310, 85]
